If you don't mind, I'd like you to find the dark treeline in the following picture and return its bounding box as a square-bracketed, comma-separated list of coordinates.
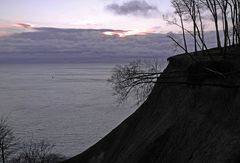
[170, 0, 240, 55]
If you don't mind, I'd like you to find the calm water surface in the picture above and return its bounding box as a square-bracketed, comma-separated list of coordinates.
[0, 63, 136, 157]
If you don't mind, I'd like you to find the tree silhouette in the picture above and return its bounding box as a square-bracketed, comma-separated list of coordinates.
[11, 139, 65, 163]
[169, 0, 240, 55]
[108, 60, 162, 104]
[0, 117, 17, 163]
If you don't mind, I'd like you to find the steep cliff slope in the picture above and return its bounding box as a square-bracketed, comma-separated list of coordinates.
[64, 48, 240, 163]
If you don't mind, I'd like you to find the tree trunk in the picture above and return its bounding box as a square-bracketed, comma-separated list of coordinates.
[1, 146, 5, 163]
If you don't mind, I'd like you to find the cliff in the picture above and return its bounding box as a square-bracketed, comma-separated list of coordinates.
[64, 47, 240, 163]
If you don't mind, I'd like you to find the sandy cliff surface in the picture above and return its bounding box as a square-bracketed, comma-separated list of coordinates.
[64, 48, 240, 163]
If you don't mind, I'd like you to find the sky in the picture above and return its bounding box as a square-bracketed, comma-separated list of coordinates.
[0, 0, 173, 33]
[0, 0, 219, 63]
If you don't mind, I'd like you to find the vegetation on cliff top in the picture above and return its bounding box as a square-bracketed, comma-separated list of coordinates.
[109, 0, 240, 104]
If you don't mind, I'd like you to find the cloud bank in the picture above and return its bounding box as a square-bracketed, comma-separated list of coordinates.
[0, 27, 218, 63]
[106, 1, 158, 16]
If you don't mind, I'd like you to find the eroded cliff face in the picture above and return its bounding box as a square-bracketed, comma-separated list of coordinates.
[64, 50, 240, 163]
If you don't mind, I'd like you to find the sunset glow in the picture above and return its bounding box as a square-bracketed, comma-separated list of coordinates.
[0, 23, 34, 38]
[103, 29, 151, 38]
[15, 23, 33, 28]
[0, 31, 9, 38]
[0, 23, 33, 29]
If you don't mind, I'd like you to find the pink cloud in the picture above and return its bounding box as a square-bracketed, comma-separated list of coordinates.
[0, 23, 33, 38]
[0, 23, 33, 29]
[15, 23, 33, 28]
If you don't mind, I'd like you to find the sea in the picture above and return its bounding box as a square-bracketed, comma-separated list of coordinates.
[0, 63, 138, 157]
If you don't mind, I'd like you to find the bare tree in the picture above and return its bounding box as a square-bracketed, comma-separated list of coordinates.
[200, 0, 222, 48]
[228, 0, 240, 45]
[169, 0, 240, 57]
[108, 60, 162, 104]
[217, 0, 230, 55]
[177, 0, 198, 53]
[11, 139, 65, 163]
[0, 117, 17, 163]
[109, 0, 240, 106]
[168, 0, 210, 54]
[172, 0, 188, 53]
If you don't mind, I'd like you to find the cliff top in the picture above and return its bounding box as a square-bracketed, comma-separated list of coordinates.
[64, 47, 240, 163]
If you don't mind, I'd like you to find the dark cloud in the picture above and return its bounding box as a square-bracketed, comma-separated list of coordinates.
[106, 1, 159, 16]
[0, 28, 172, 63]
[0, 27, 218, 63]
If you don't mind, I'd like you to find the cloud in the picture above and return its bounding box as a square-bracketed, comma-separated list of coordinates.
[106, 1, 159, 17]
[0, 31, 9, 38]
[0, 28, 173, 63]
[0, 27, 218, 63]
[0, 23, 34, 38]
[15, 23, 33, 28]
[0, 23, 33, 29]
